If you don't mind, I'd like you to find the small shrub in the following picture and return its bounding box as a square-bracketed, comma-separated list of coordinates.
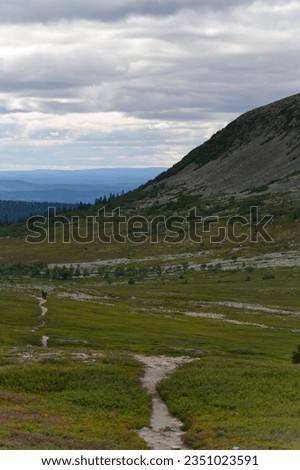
[262, 273, 275, 280]
[293, 208, 300, 220]
[292, 345, 300, 364]
[249, 184, 269, 194]
[245, 266, 254, 272]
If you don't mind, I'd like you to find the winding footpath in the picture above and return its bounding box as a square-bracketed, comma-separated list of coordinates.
[36, 297, 49, 347]
[135, 355, 193, 450]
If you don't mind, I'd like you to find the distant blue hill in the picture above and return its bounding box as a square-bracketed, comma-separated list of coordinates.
[0, 167, 166, 204]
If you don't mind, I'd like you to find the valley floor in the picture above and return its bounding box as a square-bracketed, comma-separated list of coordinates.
[1, 255, 300, 449]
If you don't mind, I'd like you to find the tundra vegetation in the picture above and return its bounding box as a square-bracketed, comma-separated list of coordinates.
[0, 190, 299, 449]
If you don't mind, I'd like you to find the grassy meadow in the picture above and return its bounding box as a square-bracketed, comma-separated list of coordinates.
[0, 192, 300, 449]
[0, 260, 300, 449]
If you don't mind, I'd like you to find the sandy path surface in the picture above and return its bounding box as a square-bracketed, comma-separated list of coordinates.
[39, 298, 48, 317]
[134, 354, 193, 450]
[36, 297, 49, 347]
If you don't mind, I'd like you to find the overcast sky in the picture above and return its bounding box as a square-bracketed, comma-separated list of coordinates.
[0, 0, 299, 170]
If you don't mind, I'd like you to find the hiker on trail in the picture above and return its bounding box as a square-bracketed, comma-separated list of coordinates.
[41, 290, 47, 300]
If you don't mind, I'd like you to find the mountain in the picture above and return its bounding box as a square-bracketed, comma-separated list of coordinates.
[0, 167, 166, 204]
[142, 93, 300, 201]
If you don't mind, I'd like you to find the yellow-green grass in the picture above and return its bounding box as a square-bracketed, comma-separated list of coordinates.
[1, 268, 300, 357]
[1, 265, 300, 449]
[1, 191, 300, 450]
[0, 291, 39, 346]
[158, 357, 300, 449]
[0, 356, 150, 449]
[0, 204, 299, 266]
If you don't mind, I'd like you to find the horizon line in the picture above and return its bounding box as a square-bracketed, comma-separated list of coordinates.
[0, 166, 168, 172]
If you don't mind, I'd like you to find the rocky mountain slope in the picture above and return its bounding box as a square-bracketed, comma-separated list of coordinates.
[145, 93, 300, 200]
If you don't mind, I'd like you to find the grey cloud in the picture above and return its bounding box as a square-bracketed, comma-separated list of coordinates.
[2, 1, 296, 117]
[0, 0, 251, 23]
[0, 0, 299, 170]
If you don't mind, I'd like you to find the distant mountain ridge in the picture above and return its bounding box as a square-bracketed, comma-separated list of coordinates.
[0, 167, 166, 203]
[143, 93, 300, 201]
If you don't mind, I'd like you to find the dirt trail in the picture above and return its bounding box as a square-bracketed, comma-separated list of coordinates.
[135, 354, 193, 450]
[39, 298, 48, 317]
[36, 297, 49, 347]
